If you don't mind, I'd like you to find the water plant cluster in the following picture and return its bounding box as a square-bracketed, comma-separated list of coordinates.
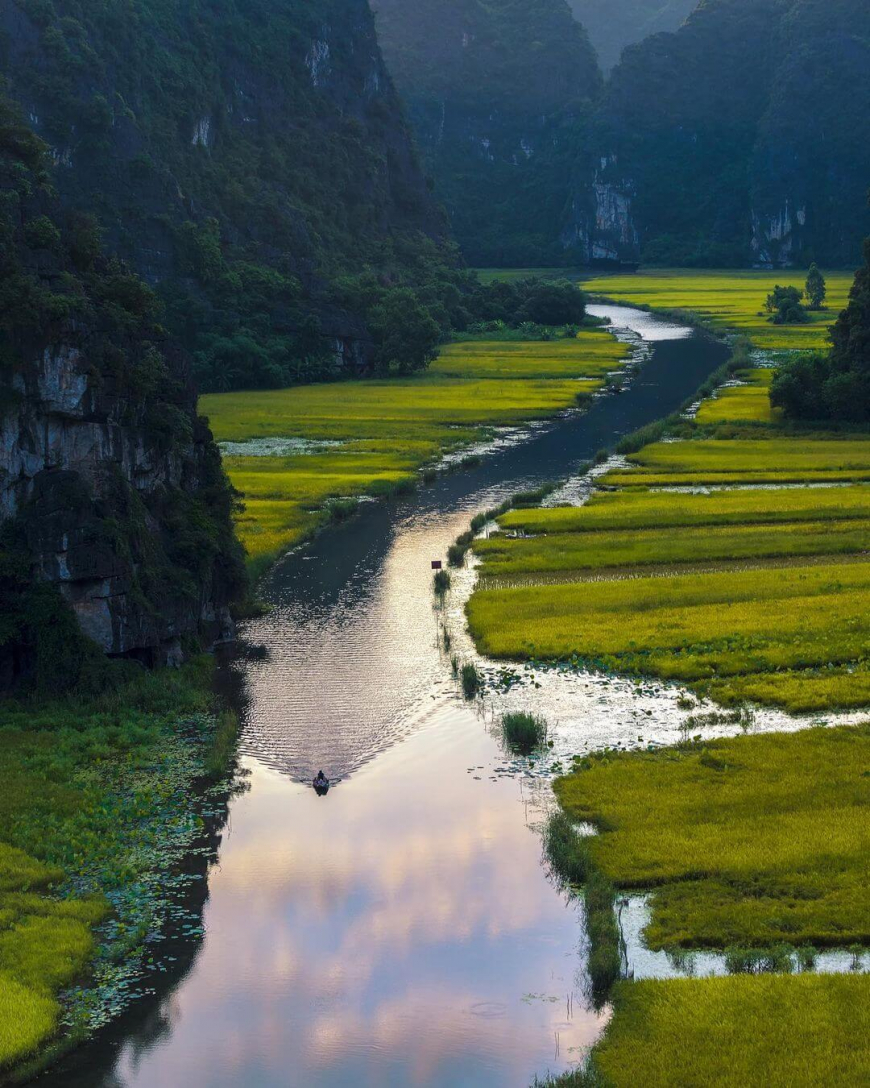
[0, 660, 239, 1079]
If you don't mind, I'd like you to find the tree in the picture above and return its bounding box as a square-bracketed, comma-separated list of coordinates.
[517, 280, 586, 326]
[805, 263, 827, 310]
[771, 235, 870, 422]
[764, 284, 808, 324]
[368, 287, 442, 375]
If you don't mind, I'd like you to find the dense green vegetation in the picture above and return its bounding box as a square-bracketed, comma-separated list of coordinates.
[772, 237, 870, 422]
[202, 327, 626, 571]
[0, 92, 246, 688]
[590, 0, 870, 267]
[0, 0, 458, 393]
[0, 659, 234, 1076]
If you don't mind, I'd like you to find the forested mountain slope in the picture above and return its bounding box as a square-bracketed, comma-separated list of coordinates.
[372, 0, 602, 266]
[0, 95, 245, 688]
[570, 0, 870, 267]
[568, 0, 697, 72]
[0, 0, 450, 391]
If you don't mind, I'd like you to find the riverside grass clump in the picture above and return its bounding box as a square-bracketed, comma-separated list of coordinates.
[586, 974, 870, 1088]
[0, 658, 235, 1075]
[201, 329, 628, 570]
[584, 269, 854, 351]
[501, 711, 547, 754]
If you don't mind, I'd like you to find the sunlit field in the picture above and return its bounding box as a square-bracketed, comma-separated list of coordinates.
[694, 368, 779, 423]
[465, 277, 870, 713]
[593, 974, 870, 1088]
[555, 724, 870, 946]
[583, 268, 855, 350]
[202, 331, 627, 569]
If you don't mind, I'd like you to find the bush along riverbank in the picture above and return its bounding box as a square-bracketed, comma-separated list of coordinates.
[0, 658, 241, 1083]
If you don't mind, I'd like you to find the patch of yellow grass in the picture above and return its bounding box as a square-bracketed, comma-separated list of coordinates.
[202, 331, 627, 570]
[594, 974, 870, 1087]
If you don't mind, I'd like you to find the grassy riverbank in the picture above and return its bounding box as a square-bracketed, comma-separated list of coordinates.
[0, 660, 234, 1079]
[547, 723, 870, 1087]
[584, 269, 855, 350]
[468, 359, 870, 712]
[467, 269, 869, 1085]
[202, 330, 628, 575]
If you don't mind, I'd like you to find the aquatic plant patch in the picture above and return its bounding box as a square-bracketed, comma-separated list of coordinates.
[554, 724, 870, 948]
[591, 974, 870, 1088]
[0, 660, 232, 1074]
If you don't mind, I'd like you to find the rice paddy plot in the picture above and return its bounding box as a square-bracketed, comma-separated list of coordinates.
[592, 974, 870, 1087]
[498, 484, 870, 535]
[554, 723, 870, 947]
[201, 330, 628, 569]
[474, 519, 870, 576]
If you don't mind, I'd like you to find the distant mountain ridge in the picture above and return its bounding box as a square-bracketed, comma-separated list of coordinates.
[567, 0, 870, 267]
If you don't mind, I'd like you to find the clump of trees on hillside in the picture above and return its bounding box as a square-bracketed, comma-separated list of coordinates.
[771, 242, 869, 421]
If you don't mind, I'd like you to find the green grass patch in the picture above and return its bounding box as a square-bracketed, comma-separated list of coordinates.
[625, 437, 870, 476]
[591, 974, 870, 1087]
[474, 518, 870, 576]
[501, 711, 548, 754]
[554, 724, 870, 948]
[0, 658, 231, 1073]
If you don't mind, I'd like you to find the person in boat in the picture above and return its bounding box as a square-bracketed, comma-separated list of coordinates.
[314, 770, 328, 788]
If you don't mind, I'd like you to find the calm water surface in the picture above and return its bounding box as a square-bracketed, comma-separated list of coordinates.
[45, 309, 730, 1087]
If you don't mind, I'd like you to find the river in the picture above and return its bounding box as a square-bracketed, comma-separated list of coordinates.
[44, 307, 732, 1087]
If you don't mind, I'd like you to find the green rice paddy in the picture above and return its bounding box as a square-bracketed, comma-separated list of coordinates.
[201, 331, 628, 570]
[583, 268, 855, 350]
[554, 724, 870, 948]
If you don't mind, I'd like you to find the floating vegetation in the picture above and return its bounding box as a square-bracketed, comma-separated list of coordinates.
[433, 569, 451, 595]
[460, 662, 482, 699]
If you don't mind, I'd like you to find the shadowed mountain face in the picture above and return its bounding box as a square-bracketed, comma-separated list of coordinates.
[568, 0, 870, 267]
[0, 0, 449, 391]
[371, 0, 602, 266]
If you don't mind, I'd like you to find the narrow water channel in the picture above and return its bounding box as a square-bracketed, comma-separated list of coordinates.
[45, 309, 731, 1087]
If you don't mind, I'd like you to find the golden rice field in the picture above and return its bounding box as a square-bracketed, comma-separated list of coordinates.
[583, 268, 855, 350]
[201, 330, 627, 570]
[593, 974, 870, 1088]
[467, 273, 870, 714]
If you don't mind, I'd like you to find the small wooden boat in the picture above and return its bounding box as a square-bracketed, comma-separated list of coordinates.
[313, 772, 330, 795]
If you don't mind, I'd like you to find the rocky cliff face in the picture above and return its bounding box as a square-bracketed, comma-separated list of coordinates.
[573, 0, 870, 267]
[0, 0, 447, 391]
[371, 0, 602, 265]
[0, 99, 245, 687]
